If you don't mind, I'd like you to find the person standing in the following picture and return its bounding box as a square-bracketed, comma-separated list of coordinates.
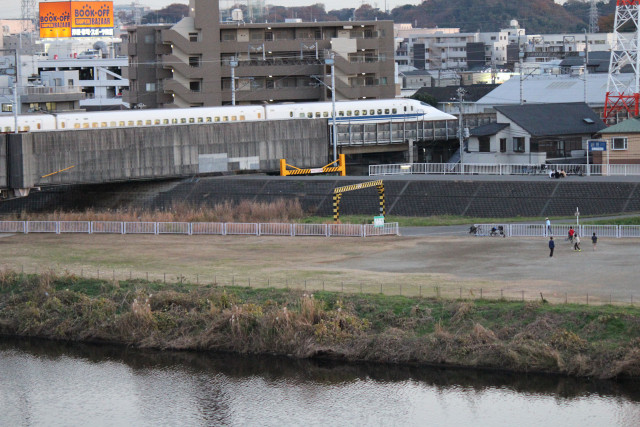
[549, 236, 555, 257]
[568, 227, 575, 243]
[592, 233, 598, 251]
[573, 233, 581, 251]
[545, 217, 551, 235]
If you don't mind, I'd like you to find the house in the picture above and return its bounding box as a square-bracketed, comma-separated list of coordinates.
[465, 103, 606, 164]
[597, 117, 640, 164]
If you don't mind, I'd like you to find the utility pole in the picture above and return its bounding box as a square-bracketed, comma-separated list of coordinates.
[327, 52, 338, 162]
[457, 87, 466, 164]
[589, 0, 599, 34]
[519, 35, 524, 105]
[13, 81, 18, 133]
[584, 30, 589, 104]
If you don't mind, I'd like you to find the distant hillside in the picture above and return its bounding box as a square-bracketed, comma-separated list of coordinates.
[390, 0, 585, 33]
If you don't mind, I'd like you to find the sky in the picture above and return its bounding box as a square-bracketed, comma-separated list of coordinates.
[2, 0, 569, 20]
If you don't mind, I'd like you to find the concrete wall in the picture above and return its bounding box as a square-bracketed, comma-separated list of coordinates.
[0, 137, 6, 188]
[4, 120, 328, 188]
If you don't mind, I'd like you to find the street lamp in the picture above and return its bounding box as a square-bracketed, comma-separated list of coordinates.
[230, 58, 238, 106]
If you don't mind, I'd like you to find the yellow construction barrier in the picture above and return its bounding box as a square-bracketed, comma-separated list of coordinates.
[280, 154, 346, 176]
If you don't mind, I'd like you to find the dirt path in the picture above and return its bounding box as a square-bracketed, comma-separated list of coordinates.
[1, 233, 638, 304]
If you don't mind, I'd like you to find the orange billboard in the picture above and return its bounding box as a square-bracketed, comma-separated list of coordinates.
[39, 2, 72, 38]
[40, 1, 114, 38]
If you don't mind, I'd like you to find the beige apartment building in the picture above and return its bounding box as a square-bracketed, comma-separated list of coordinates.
[125, 0, 396, 108]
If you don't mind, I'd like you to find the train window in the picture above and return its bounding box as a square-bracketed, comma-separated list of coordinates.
[215, 117, 220, 122]
[385, 109, 390, 114]
[404, 106, 407, 112]
[362, 110, 367, 116]
[231, 116, 237, 121]
[172, 119, 178, 124]
[411, 106, 414, 111]
[128, 121, 134, 126]
[206, 117, 212, 122]
[74, 123, 81, 129]
[307, 112, 313, 118]
[315, 112, 321, 118]
[163, 119, 169, 124]
[346, 110, 352, 116]
[258, 113, 262, 119]
[289, 112, 294, 118]
[61, 122, 66, 129]
[338, 111, 344, 116]
[91, 123, 98, 128]
[101, 122, 107, 127]
[4, 127, 10, 132]
[24, 126, 30, 131]
[83, 123, 90, 128]
[119, 121, 125, 126]
[154, 119, 161, 125]
[354, 110, 360, 116]
[323, 112, 328, 118]
[377, 109, 382, 115]
[223, 116, 229, 121]
[392, 108, 397, 114]
[240, 115, 245, 121]
[299, 113, 305, 118]
[110, 122, 116, 127]
[370, 109, 375, 115]
[180, 118, 187, 124]
[197, 117, 203, 123]
[146, 120, 152, 125]
[37, 123, 41, 129]
[135, 120, 141, 126]
[189, 118, 195, 123]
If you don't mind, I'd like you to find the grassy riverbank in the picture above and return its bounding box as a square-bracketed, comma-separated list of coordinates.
[1, 271, 639, 379]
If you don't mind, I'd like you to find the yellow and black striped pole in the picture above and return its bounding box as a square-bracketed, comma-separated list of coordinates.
[332, 180, 384, 223]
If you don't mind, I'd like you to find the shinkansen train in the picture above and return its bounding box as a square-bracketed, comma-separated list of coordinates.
[0, 98, 455, 133]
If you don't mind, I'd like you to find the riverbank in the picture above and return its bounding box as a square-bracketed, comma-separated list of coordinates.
[1, 272, 639, 379]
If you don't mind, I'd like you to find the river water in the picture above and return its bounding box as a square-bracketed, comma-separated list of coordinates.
[1, 338, 639, 427]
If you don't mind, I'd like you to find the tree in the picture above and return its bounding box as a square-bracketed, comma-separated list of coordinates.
[411, 92, 439, 107]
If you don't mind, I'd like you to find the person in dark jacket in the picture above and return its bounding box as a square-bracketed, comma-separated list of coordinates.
[549, 236, 555, 257]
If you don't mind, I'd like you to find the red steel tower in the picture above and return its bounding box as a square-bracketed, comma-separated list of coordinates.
[604, 0, 640, 121]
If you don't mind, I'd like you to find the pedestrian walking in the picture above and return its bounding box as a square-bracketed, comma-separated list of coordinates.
[545, 217, 551, 235]
[592, 232, 598, 251]
[549, 236, 555, 257]
[573, 234, 581, 251]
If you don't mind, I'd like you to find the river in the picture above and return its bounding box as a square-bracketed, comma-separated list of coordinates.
[1, 338, 639, 426]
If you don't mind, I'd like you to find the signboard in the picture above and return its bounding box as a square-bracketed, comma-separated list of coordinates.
[373, 216, 385, 227]
[588, 140, 607, 152]
[40, 1, 114, 38]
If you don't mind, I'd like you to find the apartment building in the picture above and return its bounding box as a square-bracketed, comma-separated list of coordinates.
[125, 0, 396, 108]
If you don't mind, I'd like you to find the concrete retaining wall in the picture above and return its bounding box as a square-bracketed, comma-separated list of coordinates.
[1, 177, 639, 219]
[2, 120, 328, 189]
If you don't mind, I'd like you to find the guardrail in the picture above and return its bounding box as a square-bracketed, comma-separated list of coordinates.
[0, 221, 399, 238]
[369, 163, 640, 177]
[471, 224, 640, 238]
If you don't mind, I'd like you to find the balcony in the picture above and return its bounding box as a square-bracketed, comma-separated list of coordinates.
[220, 86, 323, 103]
[221, 60, 324, 78]
[161, 29, 207, 55]
[163, 79, 208, 104]
[162, 55, 205, 79]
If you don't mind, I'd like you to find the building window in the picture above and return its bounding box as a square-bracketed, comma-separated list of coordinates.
[190, 81, 201, 92]
[189, 33, 199, 42]
[479, 136, 491, 152]
[612, 137, 628, 150]
[513, 137, 525, 152]
[189, 57, 200, 67]
[144, 34, 154, 44]
[1, 103, 11, 112]
[145, 83, 156, 92]
[500, 138, 507, 153]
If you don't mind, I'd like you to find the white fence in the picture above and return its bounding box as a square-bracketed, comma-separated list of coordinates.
[0, 221, 399, 238]
[370, 163, 640, 177]
[472, 223, 640, 239]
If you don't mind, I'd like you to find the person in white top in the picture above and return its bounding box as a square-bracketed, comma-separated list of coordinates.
[545, 217, 551, 235]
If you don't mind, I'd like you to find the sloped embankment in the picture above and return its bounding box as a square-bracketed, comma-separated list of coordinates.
[1, 271, 639, 379]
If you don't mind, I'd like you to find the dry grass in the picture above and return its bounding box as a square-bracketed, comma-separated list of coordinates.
[5, 200, 305, 223]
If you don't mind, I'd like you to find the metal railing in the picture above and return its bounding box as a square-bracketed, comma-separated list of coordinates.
[369, 163, 640, 177]
[472, 224, 640, 238]
[0, 221, 399, 238]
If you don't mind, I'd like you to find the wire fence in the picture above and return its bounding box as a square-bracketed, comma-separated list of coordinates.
[0, 221, 400, 238]
[471, 224, 640, 238]
[2, 264, 637, 308]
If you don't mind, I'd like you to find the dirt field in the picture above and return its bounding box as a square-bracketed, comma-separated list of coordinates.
[1, 233, 638, 305]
